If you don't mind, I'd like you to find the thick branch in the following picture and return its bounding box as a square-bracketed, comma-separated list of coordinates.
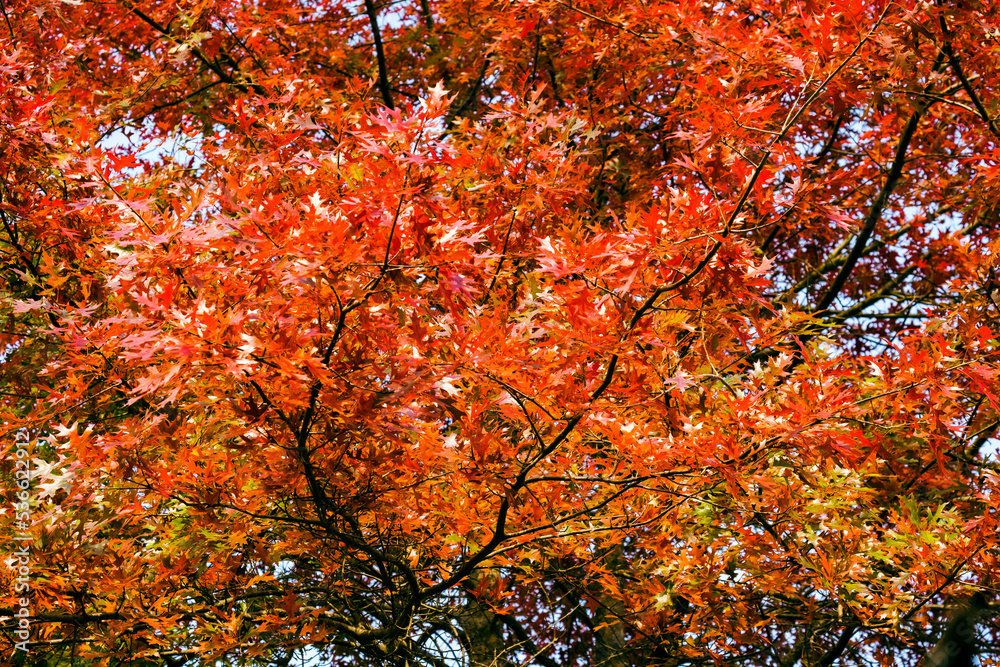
[816, 627, 857, 667]
[940, 18, 1000, 140]
[813, 53, 953, 313]
[364, 0, 394, 108]
[813, 107, 922, 313]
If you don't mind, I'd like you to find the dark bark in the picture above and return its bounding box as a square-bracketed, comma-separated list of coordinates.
[592, 547, 629, 667]
[458, 573, 513, 667]
[923, 593, 989, 667]
[363, 0, 394, 109]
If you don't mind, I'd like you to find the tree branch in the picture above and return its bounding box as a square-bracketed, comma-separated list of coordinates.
[813, 108, 922, 313]
[940, 17, 1000, 140]
[814, 53, 950, 313]
[816, 627, 857, 667]
[364, 0, 394, 108]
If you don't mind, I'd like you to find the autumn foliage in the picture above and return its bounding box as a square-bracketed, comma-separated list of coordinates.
[2, 0, 1000, 665]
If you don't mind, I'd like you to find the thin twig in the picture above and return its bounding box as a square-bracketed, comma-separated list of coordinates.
[554, 1, 649, 39]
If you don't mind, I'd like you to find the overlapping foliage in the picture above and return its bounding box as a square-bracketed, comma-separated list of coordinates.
[2, 0, 999, 665]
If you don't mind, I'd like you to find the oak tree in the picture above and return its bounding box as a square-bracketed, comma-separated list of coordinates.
[2, 0, 999, 666]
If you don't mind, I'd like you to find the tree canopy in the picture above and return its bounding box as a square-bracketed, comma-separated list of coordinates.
[1, 0, 999, 665]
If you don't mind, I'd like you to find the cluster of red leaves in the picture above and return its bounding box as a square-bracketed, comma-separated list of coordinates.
[2, 0, 1000, 666]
